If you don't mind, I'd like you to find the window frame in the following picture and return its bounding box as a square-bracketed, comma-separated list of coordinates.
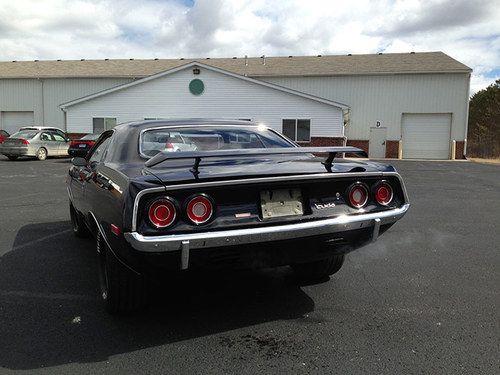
[86, 130, 114, 163]
[92, 117, 117, 133]
[281, 118, 311, 143]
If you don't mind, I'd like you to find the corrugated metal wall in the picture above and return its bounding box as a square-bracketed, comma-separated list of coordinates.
[65, 67, 344, 135]
[0, 78, 132, 129]
[261, 73, 470, 141]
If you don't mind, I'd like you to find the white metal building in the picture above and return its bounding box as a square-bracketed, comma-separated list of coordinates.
[0, 52, 472, 159]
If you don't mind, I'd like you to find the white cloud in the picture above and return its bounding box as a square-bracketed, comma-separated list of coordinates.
[0, 0, 498, 92]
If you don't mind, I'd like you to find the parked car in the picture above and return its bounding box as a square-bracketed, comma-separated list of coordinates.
[68, 133, 101, 157]
[0, 129, 70, 160]
[0, 130, 9, 144]
[142, 130, 198, 155]
[67, 119, 409, 313]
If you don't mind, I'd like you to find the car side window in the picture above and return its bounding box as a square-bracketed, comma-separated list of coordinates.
[50, 132, 66, 142]
[40, 132, 51, 141]
[88, 136, 112, 163]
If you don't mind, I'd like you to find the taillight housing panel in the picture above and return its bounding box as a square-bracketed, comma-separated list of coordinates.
[373, 181, 393, 206]
[185, 194, 214, 225]
[148, 197, 177, 228]
[347, 183, 369, 208]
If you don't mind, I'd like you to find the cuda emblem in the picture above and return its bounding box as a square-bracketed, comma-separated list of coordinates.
[314, 202, 336, 209]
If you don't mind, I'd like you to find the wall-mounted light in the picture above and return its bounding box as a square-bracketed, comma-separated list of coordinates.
[193, 68, 200, 75]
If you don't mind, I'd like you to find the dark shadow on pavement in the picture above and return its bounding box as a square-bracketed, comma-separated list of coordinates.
[0, 221, 314, 370]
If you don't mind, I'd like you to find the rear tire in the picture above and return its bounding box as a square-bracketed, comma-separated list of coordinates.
[69, 203, 89, 238]
[97, 231, 146, 314]
[7, 155, 18, 161]
[292, 254, 345, 280]
[36, 147, 47, 161]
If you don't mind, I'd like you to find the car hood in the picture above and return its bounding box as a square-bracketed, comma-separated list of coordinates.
[118, 155, 396, 186]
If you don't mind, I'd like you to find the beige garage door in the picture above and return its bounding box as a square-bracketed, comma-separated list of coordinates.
[1, 111, 35, 134]
[402, 113, 451, 159]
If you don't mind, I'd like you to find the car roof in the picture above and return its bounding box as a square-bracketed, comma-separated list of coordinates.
[20, 126, 65, 131]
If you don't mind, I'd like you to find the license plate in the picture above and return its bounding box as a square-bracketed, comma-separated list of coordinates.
[260, 189, 304, 219]
[78, 144, 86, 148]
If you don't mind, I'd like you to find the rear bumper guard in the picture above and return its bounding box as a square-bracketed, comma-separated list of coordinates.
[124, 204, 409, 269]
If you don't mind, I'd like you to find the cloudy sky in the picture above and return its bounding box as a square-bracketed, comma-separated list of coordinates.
[0, 0, 498, 93]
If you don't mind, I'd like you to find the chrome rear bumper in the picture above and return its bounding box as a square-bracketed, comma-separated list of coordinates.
[124, 204, 410, 261]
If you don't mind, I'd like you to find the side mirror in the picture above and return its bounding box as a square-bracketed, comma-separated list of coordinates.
[71, 157, 87, 167]
[66, 138, 70, 142]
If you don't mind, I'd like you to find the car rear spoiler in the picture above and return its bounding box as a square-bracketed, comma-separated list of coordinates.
[145, 146, 368, 174]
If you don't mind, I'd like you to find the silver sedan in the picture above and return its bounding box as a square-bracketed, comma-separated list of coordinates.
[0, 129, 70, 160]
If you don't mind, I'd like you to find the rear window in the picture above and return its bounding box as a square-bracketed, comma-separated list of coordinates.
[140, 125, 293, 157]
[10, 130, 38, 139]
[81, 133, 100, 140]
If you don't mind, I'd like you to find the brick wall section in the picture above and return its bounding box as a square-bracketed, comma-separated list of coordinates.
[385, 140, 400, 158]
[303, 137, 345, 147]
[455, 141, 465, 159]
[346, 140, 369, 154]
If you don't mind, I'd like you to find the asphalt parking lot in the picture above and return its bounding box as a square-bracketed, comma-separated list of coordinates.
[0, 156, 498, 374]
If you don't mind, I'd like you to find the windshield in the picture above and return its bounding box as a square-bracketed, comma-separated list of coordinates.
[10, 130, 39, 139]
[141, 126, 293, 157]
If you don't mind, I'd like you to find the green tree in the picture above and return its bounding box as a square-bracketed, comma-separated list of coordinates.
[467, 79, 500, 158]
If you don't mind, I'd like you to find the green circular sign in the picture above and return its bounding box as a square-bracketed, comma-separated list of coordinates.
[189, 79, 204, 95]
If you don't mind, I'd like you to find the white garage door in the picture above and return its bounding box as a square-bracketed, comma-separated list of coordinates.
[1, 111, 35, 134]
[402, 113, 451, 159]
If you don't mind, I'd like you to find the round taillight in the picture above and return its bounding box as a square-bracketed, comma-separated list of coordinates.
[148, 198, 176, 228]
[186, 195, 214, 225]
[375, 182, 393, 206]
[348, 184, 368, 208]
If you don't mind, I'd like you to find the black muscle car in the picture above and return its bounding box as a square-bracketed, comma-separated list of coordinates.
[67, 119, 409, 313]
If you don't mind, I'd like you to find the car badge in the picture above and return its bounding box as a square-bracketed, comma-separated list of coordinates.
[314, 202, 336, 210]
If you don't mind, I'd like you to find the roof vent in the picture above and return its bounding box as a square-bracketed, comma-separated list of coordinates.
[288, 55, 293, 58]
[378, 52, 383, 55]
[129, 58, 134, 60]
[57, 59, 61, 61]
[348, 53, 352, 56]
[12, 60, 16, 62]
[34, 59, 39, 62]
[105, 58, 109, 61]
[232, 56, 237, 59]
[317, 54, 322, 57]
[410, 51, 415, 54]
[80, 58, 85, 61]
[180, 58, 184, 60]
[154, 58, 159, 60]
[206, 57, 210, 59]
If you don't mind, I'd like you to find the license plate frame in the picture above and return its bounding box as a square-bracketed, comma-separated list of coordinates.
[260, 189, 304, 219]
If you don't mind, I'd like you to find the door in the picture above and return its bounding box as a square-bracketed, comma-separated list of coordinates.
[39, 132, 59, 156]
[369, 127, 387, 158]
[402, 113, 451, 159]
[49, 131, 69, 155]
[1, 111, 35, 134]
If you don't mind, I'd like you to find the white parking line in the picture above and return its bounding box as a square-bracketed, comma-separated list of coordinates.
[0, 290, 96, 301]
[11, 229, 72, 251]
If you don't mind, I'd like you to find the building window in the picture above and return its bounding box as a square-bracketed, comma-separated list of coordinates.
[93, 117, 117, 133]
[282, 119, 311, 142]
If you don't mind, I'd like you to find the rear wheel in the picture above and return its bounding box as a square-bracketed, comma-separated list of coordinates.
[36, 147, 47, 161]
[97, 231, 146, 314]
[69, 203, 89, 238]
[7, 155, 18, 161]
[292, 254, 345, 280]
